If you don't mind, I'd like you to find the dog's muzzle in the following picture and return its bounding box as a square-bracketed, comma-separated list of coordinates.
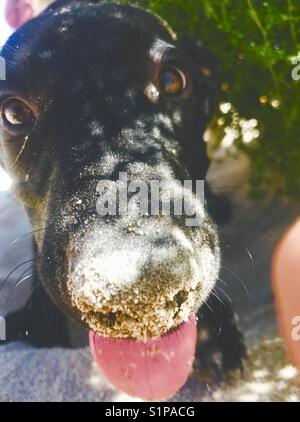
[68, 213, 220, 340]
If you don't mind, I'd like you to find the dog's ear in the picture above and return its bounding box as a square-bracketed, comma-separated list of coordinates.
[179, 38, 219, 121]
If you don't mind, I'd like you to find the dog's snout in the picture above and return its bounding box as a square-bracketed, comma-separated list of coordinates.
[69, 219, 219, 340]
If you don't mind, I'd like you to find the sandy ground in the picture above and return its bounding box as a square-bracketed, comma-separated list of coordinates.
[0, 157, 300, 402]
[0, 318, 298, 402]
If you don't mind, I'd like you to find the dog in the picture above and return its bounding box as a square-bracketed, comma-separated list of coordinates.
[0, 0, 245, 394]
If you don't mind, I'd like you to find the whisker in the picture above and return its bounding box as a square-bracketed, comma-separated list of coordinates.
[9, 227, 50, 248]
[214, 286, 232, 304]
[243, 246, 258, 282]
[210, 288, 225, 305]
[259, 229, 276, 246]
[217, 277, 228, 288]
[12, 136, 29, 167]
[4, 272, 34, 307]
[8, 223, 66, 249]
[209, 290, 224, 335]
[0, 259, 34, 292]
[202, 299, 214, 316]
[222, 263, 250, 301]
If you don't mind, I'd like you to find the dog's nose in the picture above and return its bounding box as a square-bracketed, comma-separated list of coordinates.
[69, 221, 219, 340]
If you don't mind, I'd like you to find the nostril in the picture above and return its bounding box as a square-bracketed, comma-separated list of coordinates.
[165, 289, 190, 318]
[90, 311, 117, 328]
[107, 311, 117, 325]
[174, 290, 189, 307]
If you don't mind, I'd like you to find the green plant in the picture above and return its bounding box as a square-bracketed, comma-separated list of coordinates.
[104, 0, 300, 198]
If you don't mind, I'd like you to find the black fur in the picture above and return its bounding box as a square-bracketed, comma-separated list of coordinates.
[0, 0, 244, 375]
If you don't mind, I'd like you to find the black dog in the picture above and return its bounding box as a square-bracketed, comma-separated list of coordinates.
[0, 0, 244, 381]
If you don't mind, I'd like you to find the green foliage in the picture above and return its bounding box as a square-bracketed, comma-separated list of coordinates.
[106, 0, 300, 198]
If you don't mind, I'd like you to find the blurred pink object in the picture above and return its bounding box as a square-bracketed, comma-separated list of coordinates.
[5, 0, 53, 29]
[5, 0, 35, 29]
[272, 220, 300, 374]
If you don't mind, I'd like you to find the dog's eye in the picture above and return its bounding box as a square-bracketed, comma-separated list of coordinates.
[159, 68, 187, 96]
[1, 98, 35, 130]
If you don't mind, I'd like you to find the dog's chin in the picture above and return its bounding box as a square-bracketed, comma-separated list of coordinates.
[89, 314, 197, 401]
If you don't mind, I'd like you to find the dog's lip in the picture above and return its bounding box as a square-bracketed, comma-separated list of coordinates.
[89, 314, 197, 400]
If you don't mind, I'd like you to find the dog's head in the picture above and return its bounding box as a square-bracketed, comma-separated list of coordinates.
[0, 1, 220, 341]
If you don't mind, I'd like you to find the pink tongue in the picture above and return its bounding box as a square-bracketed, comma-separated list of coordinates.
[89, 316, 197, 400]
